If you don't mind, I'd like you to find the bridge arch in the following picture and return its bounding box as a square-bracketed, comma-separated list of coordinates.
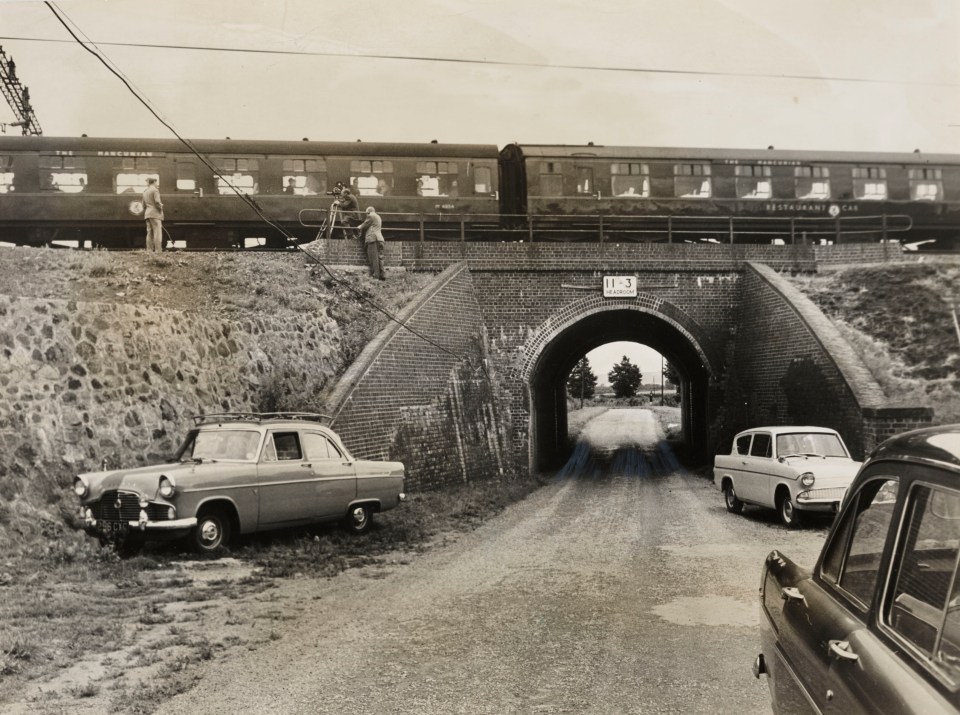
[519, 294, 718, 473]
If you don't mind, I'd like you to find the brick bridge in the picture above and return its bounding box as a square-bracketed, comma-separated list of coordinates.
[319, 239, 931, 490]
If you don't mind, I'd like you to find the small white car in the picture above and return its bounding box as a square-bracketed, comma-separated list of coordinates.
[713, 426, 862, 526]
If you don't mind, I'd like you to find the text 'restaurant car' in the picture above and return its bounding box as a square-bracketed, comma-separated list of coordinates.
[72, 413, 406, 554]
[714, 426, 862, 526]
[755, 423, 960, 714]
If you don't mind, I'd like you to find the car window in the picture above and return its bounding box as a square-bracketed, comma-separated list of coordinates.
[821, 477, 898, 609]
[750, 433, 772, 458]
[179, 429, 260, 461]
[735, 434, 752, 455]
[887, 483, 960, 678]
[264, 432, 303, 461]
[303, 432, 344, 460]
[776, 432, 847, 458]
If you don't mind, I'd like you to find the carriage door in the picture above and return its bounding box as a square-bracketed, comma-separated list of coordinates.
[575, 166, 594, 197]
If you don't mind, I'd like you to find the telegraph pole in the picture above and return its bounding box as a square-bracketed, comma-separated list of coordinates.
[0, 47, 43, 135]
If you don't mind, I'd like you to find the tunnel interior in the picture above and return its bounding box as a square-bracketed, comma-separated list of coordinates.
[529, 308, 711, 473]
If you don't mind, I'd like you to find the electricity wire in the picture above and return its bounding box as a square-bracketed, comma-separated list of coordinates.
[42, 1, 468, 364]
[0, 33, 955, 87]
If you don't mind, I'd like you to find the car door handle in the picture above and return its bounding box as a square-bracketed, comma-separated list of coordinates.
[300, 463, 312, 468]
[781, 587, 806, 605]
[828, 640, 859, 661]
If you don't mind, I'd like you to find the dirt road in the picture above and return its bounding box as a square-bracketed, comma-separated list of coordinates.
[160, 409, 827, 714]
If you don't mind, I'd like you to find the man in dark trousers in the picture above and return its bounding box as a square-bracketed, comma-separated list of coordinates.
[358, 205, 386, 279]
[336, 186, 360, 239]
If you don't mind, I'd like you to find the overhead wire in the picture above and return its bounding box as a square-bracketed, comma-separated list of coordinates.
[0, 33, 955, 87]
[42, 1, 469, 364]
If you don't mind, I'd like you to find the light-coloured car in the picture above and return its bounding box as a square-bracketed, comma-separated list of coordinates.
[714, 425, 861, 526]
[73, 412, 406, 554]
[755, 424, 960, 714]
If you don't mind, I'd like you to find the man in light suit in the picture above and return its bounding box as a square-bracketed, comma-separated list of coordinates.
[142, 177, 164, 252]
[358, 205, 386, 280]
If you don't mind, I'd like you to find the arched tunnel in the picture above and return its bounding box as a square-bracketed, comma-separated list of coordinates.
[528, 307, 713, 473]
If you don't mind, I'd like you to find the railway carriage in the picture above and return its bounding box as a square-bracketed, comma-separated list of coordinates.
[499, 143, 960, 246]
[0, 136, 500, 249]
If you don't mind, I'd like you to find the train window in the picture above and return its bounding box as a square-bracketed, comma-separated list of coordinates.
[674, 163, 712, 198]
[214, 157, 259, 195]
[0, 156, 12, 193]
[176, 162, 196, 192]
[538, 162, 563, 197]
[909, 168, 943, 201]
[114, 157, 157, 194]
[415, 161, 458, 197]
[852, 167, 887, 200]
[795, 166, 831, 200]
[575, 167, 594, 195]
[734, 165, 772, 199]
[611, 163, 649, 198]
[350, 160, 393, 197]
[40, 155, 88, 193]
[474, 166, 492, 194]
[282, 158, 327, 195]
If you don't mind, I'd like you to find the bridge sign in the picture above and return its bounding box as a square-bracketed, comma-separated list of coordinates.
[603, 276, 637, 298]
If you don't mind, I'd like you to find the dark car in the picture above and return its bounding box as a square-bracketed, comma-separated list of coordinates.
[756, 424, 960, 714]
[73, 412, 406, 554]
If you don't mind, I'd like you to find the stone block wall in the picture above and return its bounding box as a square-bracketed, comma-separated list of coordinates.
[0, 294, 343, 499]
[325, 263, 509, 490]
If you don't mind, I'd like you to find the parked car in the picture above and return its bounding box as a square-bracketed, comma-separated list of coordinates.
[755, 423, 960, 714]
[73, 412, 406, 554]
[714, 426, 862, 526]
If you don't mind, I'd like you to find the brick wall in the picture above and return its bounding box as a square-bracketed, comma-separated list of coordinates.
[325, 263, 509, 490]
[721, 263, 932, 459]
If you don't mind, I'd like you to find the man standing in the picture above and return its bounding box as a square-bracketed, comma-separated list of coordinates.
[337, 186, 360, 239]
[142, 177, 164, 252]
[358, 205, 386, 280]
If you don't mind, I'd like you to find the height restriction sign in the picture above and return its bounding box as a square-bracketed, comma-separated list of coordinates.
[603, 276, 637, 298]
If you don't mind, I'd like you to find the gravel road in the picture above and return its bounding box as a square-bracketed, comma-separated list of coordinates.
[163, 409, 827, 715]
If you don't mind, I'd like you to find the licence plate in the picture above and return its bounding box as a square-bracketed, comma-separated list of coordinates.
[97, 520, 128, 535]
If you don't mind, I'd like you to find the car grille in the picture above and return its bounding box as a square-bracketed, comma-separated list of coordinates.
[798, 487, 846, 502]
[90, 490, 173, 522]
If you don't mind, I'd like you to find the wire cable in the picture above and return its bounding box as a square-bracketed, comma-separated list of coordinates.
[42, 1, 469, 364]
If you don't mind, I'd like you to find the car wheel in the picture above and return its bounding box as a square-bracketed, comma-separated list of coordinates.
[778, 494, 802, 528]
[192, 509, 231, 553]
[724, 485, 744, 514]
[344, 504, 373, 534]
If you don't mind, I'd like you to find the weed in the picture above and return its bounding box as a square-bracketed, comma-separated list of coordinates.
[70, 682, 101, 698]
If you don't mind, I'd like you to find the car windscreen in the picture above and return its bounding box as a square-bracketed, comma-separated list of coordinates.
[776, 432, 847, 458]
[175, 429, 261, 462]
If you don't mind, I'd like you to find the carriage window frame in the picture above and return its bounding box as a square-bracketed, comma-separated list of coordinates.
[0, 155, 13, 193]
[734, 164, 773, 199]
[213, 156, 260, 195]
[473, 165, 493, 194]
[908, 168, 943, 202]
[852, 166, 888, 200]
[175, 161, 196, 192]
[114, 156, 159, 194]
[415, 160, 459, 197]
[795, 166, 831, 200]
[538, 161, 564, 197]
[281, 157, 327, 196]
[610, 162, 650, 198]
[40, 154, 89, 194]
[350, 159, 394, 197]
[674, 163, 712, 198]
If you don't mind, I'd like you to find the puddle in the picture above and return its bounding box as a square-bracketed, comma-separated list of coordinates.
[651, 595, 756, 627]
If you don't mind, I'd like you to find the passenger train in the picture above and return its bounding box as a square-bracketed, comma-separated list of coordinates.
[0, 135, 957, 250]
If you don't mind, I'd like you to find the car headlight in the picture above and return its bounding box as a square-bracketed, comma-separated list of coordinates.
[158, 475, 176, 498]
[73, 477, 89, 498]
[800, 472, 815, 488]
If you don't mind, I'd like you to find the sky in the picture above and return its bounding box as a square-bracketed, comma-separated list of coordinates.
[2, 0, 957, 376]
[585, 342, 666, 388]
[0, 0, 957, 153]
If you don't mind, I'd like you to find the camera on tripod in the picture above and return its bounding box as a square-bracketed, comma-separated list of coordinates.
[326, 181, 346, 197]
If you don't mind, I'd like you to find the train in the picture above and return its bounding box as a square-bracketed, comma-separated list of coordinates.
[0, 134, 958, 250]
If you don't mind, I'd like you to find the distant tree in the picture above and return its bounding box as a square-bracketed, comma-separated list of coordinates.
[567, 357, 598, 408]
[662, 361, 680, 387]
[608, 356, 642, 398]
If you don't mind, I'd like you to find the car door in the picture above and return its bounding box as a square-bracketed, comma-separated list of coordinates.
[742, 431, 774, 506]
[301, 431, 356, 519]
[728, 432, 756, 502]
[771, 477, 898, 713]
[824, 476, 960, 714]
[257, 430, 316, 528]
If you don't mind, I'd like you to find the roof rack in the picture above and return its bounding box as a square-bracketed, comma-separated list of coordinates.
[191, 412, 333, 425]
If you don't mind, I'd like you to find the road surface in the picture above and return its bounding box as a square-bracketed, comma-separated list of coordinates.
[164, 409, 827, 714]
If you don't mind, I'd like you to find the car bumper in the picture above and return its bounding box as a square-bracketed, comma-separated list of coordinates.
[83, 515, 198, 534]
[796, 486, 846, 511]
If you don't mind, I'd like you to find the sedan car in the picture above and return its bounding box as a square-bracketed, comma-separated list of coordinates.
[73, 412, 406, 554]
[755, 423, 960, 714]
[714, 426, 862, 526]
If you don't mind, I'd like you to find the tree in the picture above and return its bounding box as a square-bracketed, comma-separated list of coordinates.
[608, 355, 642, 398]
[566, 357, 597, 408]
[663, 361, 681, 401]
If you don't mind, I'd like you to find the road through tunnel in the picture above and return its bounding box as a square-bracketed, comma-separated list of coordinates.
[528, 307, 713, 473]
